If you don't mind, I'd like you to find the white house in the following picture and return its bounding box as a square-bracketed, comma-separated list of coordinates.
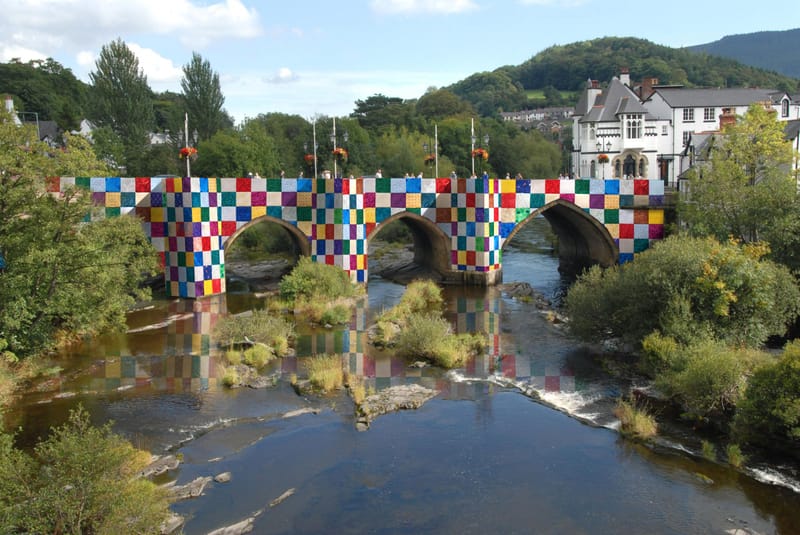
[571, 71, 669, 180]
[571, 71, 800, 186]
[643, 87, 798, 185]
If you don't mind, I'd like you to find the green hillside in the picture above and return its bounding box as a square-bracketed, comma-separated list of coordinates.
[448, 36, 799, 115]
[688, 29, 800, 79]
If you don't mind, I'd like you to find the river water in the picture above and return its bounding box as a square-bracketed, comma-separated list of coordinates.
[6, 218, 800, 534]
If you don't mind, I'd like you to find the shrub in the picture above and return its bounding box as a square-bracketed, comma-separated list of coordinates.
[0, 406, 170, 534]
[734, 340, 800, 448]
[565, 235, 800, 349]
[224, 349, 242, 365]
[615, 399, 657, 440]
[213, 310, 294, 356]
[280, 257, 357, 303]
[347, 374, 367, 405]
[655, 339, 749, 418]
[243, 344, 274, 368]
[306, 354, 344, 392]
[221, 366, 240, 387]
[394, 312, 484, 369]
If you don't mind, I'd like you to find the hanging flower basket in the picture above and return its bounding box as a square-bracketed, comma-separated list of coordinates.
[424, 153, 436, 165]
[179, 146, 198, 160]
[304, 153, 316, 164]
[332, 147, 348, 161]
[471, 148, 489, 161]
[597, 153, 609, 164]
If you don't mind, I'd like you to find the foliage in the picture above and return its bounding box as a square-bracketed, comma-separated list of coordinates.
[565, 235, 800, 349]
[416, 89, 475, 121]
[644, 335, 767, 419]
[0, 114, 159, 360]
[212, 309, 294, 356]
[448, 70, 528, 116]
[227, 220, 297, 261]
[0, 58, 88, 131]
[507, 37, 798, 94]
[734, 340, 800, 449]
[279, 257, 357, 303]
[243, 344, 274, 368]
[678, 104, 800, 271]
[88, 38, 155, 175]
[305, 354, 344, 392]
[0, 406, 170, 534]
[181, 52, 230, 143]
[346, 374, 367, 404]
[372, 280, 484, 368]
[351, 94, 417, 134]
[221, 365, 240, 387]
[614, 399, 658, 440]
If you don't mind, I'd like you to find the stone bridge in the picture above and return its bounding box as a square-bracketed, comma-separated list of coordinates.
[47, 176, 664, 298]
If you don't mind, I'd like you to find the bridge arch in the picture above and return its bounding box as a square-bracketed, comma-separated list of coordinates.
[222, 215, 311, 258]
[367, 211, 451, 276]
[504, 199, 618, 272]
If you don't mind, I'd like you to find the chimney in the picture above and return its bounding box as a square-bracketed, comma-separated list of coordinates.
[587, 79, 602, 107]
[719, 108, 736, 129]
[639, 77, 659, 100]
[619, 67, 630, 86]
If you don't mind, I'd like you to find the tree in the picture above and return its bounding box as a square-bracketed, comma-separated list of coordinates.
[181, 52, 231, 142]
[0, 406, 170, 533]
[89, 38, 154, 174]
[565, 235, 800, 349]
[0, 111, 159, 360]
[678, 104, 800, 270]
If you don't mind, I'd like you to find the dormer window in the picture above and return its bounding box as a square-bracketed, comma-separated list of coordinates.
[782, 99, 790, 118]
[625, 115, 641, 139]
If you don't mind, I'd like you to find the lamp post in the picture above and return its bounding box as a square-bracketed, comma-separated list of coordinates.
[596, 138, 611, 179]
[179, 113, 198, 178]
[330, 118, 348, 179]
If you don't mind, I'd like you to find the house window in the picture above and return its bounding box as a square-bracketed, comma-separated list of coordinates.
[626, 116, 641, 138]
[682, 108, 694, 122]
[704, 107, 715, 121]
[782, 100, 789, 117]
[662, 125, 668, 135]
[589, 127, 595, 140]
[682, 131, 693, 146]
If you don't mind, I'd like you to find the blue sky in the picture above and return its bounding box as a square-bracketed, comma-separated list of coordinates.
[1, 0, 797, 124]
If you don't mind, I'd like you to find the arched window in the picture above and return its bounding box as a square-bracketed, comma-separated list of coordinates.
[626, 116, 642, 138]
[782, 99, 790, 117]
[615, 159, 622, 179]
[623, 155, 636, 178]
[638, 158, 646, 177]
[590, 160, 596, 178]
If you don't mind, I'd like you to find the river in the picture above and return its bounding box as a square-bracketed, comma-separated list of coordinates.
[6, 218, 800, 534]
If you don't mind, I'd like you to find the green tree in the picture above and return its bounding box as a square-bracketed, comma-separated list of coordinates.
[734, 340, 800, 449]
[565, 235, 800, 349]
[679, 104, 800, 270]
[0, 406, 170, 534]
[89, 38, 155, 174]
[0, 112, 158, 359]
[416, 89, 474, 121]
[181, 52, 231, 142]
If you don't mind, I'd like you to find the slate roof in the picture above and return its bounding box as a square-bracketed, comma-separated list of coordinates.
[579, 77, 652, 123]
[785, 119, 800, 141]
[651, 87, 786, 108]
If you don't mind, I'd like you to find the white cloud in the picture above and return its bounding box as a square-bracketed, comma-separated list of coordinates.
[127, 44, 183, 83]
[370, 0, 479, 15]
[265, 67, 298, 84]
[0, 0, 263, 64]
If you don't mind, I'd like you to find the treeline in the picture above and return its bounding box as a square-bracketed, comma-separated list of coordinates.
[688, 29, 800, 79]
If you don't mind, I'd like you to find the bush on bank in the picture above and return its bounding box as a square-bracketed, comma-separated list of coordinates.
[565, 235, 800, 349]
[0, 406, 170, 534]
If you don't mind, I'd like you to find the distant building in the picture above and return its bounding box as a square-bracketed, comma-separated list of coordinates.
[500, 107, 573, 131]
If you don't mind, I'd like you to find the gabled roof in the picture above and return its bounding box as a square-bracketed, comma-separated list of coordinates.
[651, 87, 787, 108]
[579, 77, 651, 123]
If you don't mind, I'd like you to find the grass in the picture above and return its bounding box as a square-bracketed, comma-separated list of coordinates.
[220, 365, 240, 387]
[305, 354, 344, 392]
[726, 444, 746, 468]
[615, 399, 658, 440]
[213, 310, 294, 356]
[701, 440, 717, 461]
[346, 373, 367, 405]
[243, 345, 274, 368]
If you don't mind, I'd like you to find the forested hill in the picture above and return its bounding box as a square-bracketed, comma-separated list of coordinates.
[688, 29, 800, 79]
[448, 37, 799, 115]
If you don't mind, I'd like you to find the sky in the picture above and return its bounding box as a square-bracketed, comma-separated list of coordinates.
[1, 0, 797, 124]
